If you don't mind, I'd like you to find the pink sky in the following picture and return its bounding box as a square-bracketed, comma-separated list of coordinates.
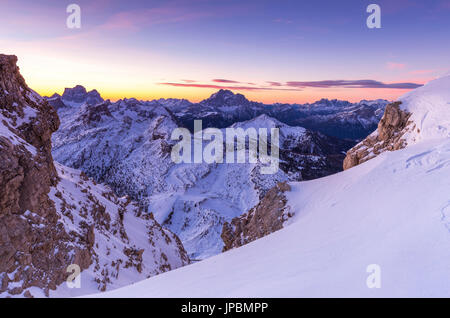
[1, 0, 448, 104]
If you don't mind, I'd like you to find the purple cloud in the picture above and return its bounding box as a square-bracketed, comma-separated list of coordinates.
[213, 79, 241, 84]
[159, 82, 300, 91]
[286, 80, 423, 89]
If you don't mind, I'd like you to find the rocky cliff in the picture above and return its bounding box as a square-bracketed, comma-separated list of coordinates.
[0, 54, 189, 297]
[343, 101, 413, 170]
[0, 54, 75, 296]
[221, 182, 292, 251]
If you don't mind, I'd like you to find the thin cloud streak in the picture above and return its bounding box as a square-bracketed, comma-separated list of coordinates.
[286, 80, 423, 89]
[213, 79, 257, 85]
[213, 79, 241, 83]
[160, 78, 423, 92]
[159, 82, 301, 92]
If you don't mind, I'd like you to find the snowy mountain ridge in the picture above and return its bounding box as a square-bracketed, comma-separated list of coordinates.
[45, 163, 189, 297]
[0, 54, 188, 298]
[48, 86, 389, 140]
[343, 75, 450, 170]
[398, 75, 450, 144]
[47, 85, 104, 109]
[92, 75, 450, 298]
[51, 96, 351, 259]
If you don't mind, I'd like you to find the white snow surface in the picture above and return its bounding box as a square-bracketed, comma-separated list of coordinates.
[0, 111, 37, 155]
[46, 163, 188, 297]
[91, 139, 450, 297]
[52, 102, 301, 259]
[89, 76, 450, 298]
[51, 89, 388, 259]
[399, 75, 450, 144]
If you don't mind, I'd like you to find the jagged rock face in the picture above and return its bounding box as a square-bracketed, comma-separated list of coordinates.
[0, 55, 189, 297]
[378, 101, 413, 141]
[0, 53, 59, 215]
[79, 101, 113, 125]
[61, 85, 103, 105]
[47, 164, 190, 296]
[221, 182, 292, 251]
[0, 55, 60, 199]
[46, 85, 104, 111]
[343, 101, 413, 170]
[0, 54, 77, 295]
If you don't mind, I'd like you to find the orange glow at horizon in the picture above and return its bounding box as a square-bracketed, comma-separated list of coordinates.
[34, 85, 421, 105]
[1, 38, 433, 106]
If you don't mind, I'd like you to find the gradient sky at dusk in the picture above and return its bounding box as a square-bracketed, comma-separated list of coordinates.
[1, 0, 449, 103]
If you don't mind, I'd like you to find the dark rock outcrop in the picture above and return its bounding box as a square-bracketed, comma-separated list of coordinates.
[343, 101, 413, 170]
[221, 182, 292, 251]
[0, 54, 91, 296]
[61, 85, 103, 105]
[0, 54, 190, 296]
[46, 85, 104, 111]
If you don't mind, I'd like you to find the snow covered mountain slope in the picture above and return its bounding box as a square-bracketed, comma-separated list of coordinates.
[0, 55, 188, 298]
[52, 98, 350, 259]
[344, 75, 450, 170]
[398, 75, 450, 144]
[91, 76, 450, 298]
[230, 115, 353, 178]
[45, 163, 189, 297]
[1, 160, 189, 298]
[1, 159, 189, 298]
[93, 138, 450, 298]
[51, 97, 280, 259]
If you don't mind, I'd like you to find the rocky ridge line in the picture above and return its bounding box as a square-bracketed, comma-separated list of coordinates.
[221, 182, 292, 251]
[0, 54, 189, 297]
[343, 101, 414, 170]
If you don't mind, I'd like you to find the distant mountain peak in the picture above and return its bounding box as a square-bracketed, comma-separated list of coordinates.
[310, 98, 351, 107]
[49, 93, 61, 99]
[202, 89, 250, 106]
[61, 85, 104, 105]
[62, 84, 86, 98]
[212, 89, 235, 96]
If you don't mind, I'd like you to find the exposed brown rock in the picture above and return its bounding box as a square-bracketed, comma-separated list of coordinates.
[343, 101, 413, 170]
[81, 101, 112, 125]
[221, 182, 292, 252]
[23, 290, 33, 298]
[0, 54, 91, 295]
[1, 54, 190, 296]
